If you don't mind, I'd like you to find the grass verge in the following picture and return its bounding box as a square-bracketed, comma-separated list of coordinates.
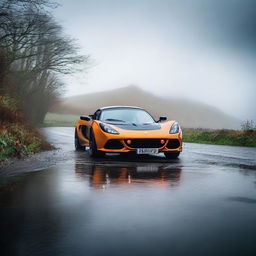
[183, 129, 256, 147]
[42, 112, 79, 127]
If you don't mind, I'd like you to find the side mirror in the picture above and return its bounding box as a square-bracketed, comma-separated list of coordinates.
[158, 116, 167, 122]
[80, 115, 91, 121]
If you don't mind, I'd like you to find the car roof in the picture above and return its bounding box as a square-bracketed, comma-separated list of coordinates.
[99, 106, 143, 111]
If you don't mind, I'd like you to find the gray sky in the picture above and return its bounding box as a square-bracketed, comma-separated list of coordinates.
[53, 0, 256, 121]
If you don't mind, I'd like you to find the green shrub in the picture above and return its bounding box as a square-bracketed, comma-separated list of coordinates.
[183, 129, 256, 147]
[0, 95, 53, 162]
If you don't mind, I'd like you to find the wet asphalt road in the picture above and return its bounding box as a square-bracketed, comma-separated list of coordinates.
[1, 127, 256, 256]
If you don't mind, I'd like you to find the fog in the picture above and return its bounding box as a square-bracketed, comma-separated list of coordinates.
[54, 0, 256, 122]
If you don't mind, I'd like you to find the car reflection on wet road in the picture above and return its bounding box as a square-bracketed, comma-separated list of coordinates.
[75, 163, 182, 189]
[0, 127, 256, 256]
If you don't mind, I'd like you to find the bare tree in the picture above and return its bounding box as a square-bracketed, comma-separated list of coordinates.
[0, 0, 89, 123]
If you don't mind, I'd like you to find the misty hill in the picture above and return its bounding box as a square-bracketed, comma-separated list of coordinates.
[51, 86, 240, 129]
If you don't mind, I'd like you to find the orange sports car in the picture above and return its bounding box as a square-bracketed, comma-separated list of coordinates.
[75, 106, 182, 158]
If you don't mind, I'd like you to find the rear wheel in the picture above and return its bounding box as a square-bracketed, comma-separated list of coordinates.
[164, 151, 180, 159]
[75, 130, 85, 151]
[89, 131, 105, 158]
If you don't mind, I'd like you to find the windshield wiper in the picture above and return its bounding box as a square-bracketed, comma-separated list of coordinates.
[105, 118, 126, 123]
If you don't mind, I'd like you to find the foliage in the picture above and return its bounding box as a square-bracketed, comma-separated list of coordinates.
[241, 120, 256, 132]
[183, 128, 256, 147]
[0, 0, 89, 124]
[0, 95, 53, 162]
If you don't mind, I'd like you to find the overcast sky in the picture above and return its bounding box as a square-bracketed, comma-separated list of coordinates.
[53, 0, 256, 121]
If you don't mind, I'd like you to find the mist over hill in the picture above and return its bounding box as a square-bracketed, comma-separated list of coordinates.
[51, 86, 240, 129]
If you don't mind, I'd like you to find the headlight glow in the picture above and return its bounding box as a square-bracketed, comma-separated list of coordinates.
[100, 123, 119, 134]
[170, 122, 180, 134]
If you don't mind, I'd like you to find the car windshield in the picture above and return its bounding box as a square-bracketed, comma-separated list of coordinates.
[100, 108, 155, 124]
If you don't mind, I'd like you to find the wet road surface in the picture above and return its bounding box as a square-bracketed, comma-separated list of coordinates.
[1, 127, 256, 256]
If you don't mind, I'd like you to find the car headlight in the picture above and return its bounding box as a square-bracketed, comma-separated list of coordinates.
[170, 122, 180, 134]
[100, 123, 119, 134]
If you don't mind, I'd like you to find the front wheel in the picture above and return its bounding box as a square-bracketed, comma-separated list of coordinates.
[164, 151, 180, 159]
[88, 132, 105, 158]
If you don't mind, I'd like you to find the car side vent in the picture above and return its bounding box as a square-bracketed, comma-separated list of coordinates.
[80, 125, 89, 139]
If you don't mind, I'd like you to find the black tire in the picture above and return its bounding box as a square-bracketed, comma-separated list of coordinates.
[164, 151, 180, 159]
[88, 131, 105, 158]
[75, 130, 85, 151]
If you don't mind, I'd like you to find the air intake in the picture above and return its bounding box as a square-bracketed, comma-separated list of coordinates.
[104, 140, 124, 149]
[166, 139, 180, 149]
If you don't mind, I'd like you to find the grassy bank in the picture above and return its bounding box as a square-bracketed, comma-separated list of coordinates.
[183, 129, 256, 147]
[43, 112, 79, 127]
[0, 96, 53, 163]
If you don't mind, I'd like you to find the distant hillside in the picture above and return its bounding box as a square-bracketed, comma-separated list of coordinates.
[51, 86, 240, 129]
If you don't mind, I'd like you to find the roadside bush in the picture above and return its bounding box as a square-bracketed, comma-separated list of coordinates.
[183, 128, 256, 147]
[241, 120, 256, 132]
[0, 96, 53, 162]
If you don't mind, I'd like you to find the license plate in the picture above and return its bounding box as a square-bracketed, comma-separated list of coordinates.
[136, 148, 159, 154]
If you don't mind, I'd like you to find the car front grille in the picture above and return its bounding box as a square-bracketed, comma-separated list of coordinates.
[124, 139, 166, 148]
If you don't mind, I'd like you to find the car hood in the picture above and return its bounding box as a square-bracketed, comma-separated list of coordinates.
[105, 122, 161, 130]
